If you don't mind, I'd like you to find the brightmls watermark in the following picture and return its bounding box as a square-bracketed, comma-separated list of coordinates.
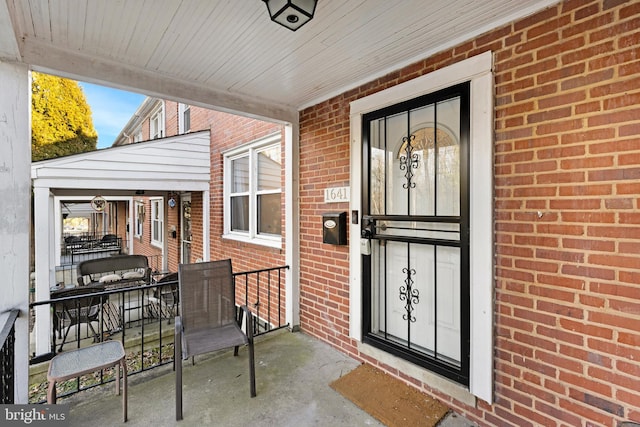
[1, 405, 68, 426]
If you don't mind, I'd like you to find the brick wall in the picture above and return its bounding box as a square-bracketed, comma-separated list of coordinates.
[128, 103, 286, 288]
[206, 111, 285, 273]
[131, 198, 162, 270]
[298, 0, 640, 425]
[166, 194, 180, 272]
[115, 201, 128, 253]
[205, 112, 286, 328]
[141, 116, 150, 141]
[165, 101, 178, 136]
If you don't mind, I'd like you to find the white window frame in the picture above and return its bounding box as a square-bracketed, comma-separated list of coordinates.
[150, 103, 165, 139]
[133, 127, 143, 143]
[223, 134, 282, 249]
[349, 52, 494, 404]
[134, 201, 144, 237]
[178, 103, 191, 134]
[150, 197, 164, 248]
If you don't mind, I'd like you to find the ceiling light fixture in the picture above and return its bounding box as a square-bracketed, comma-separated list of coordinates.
[263, 0, 318, 31]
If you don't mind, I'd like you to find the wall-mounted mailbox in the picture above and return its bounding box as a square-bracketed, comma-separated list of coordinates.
[322, 212, 347, 245]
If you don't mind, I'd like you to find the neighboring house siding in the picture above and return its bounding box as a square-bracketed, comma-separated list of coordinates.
[299, 1, 640, 426]
[166, 194, 180, 272]
[165, 101, 179, 136]
[125, 101, 286, 279]
[141, 117, 150, 141]
[115, 202, 128, 253]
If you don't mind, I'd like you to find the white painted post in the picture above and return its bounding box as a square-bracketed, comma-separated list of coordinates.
[33, 186, 54, 356]
[202, 189, 210, 261]
[285, 122, 300, 330]
[0, 60, 31, 403]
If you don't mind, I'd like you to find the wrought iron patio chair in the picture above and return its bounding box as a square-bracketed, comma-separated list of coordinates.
[51, 285, 106, 352]
[175, 259, 256, 421]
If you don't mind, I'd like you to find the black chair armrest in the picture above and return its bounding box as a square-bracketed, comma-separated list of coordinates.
[239, 305, 254, 340]
[175, 316, 184, 360]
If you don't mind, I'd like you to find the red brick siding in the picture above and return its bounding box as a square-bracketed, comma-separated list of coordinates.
[140, 117, 150, 141]
[115, 201, 128, 253]
[299, 1, 640, 426]
[205, 111, 285, 271]
[131, 198, 162, 270]
[204, 112, 286, 327]
[166, 194, 180, 272]
[164, 100, 178, 137]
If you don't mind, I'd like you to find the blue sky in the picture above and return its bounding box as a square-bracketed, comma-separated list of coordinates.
[78, 82, 146, 149]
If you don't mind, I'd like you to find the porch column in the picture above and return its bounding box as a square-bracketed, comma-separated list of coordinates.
[202, 189, 210, 261]
[128, 197, 134, 255]
[33, 186, 55, 356]
[285, 122, 300, 330]
[0, 60, 31, 403]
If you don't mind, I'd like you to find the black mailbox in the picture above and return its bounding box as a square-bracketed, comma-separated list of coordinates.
[322, 212, 347, 245]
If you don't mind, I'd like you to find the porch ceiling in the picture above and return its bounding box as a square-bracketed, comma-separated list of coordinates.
[1, 0, 556, 122]
[31, 130, 211, 195]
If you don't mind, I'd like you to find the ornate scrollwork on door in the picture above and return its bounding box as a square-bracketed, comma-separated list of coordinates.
[399, 266, 420, 322]
[398, 134, 419, 189]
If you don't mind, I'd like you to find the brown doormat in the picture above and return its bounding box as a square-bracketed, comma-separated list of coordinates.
[330, 363, 449, 427]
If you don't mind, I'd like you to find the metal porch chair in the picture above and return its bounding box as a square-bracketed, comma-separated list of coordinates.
[174, 259, 256, 421]
[51, 286, 106, 352]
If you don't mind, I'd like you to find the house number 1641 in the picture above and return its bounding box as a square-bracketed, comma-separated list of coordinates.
[324, 187, 350, 203]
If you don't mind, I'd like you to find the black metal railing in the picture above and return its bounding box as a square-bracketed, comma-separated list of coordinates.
[233, 265, 289, 336]
[28, 264, 289, 402]
[1, 309, 20, 404]
[62, 234, 123, 265]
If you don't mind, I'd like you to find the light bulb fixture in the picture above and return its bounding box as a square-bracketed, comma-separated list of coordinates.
[263, 0, 317, 31]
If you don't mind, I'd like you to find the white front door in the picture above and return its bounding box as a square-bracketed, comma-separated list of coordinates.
[362, 82, 470, 384]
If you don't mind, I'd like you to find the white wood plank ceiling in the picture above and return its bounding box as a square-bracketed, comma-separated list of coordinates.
[2, 0, 557, 121]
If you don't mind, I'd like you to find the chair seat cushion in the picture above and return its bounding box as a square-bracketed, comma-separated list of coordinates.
[182, 323, 248, 359]
[100, 274, 122, 283]
[122, 270, 145, 280]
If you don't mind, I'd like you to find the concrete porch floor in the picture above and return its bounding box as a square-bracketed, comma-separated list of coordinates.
[60, 330, 476, 426]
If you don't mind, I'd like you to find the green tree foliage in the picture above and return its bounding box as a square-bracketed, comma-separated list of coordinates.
[31, 72, 98, 161]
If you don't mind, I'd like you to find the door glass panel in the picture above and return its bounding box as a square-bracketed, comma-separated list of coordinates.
[436, 97, 461, 216]
[436, 245, 461, 364]
[370, 119, 386, 215]
[386, 112, 408, 216]
[408, 105, 435, 216]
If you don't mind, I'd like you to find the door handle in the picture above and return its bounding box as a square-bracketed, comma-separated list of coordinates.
[361, 227, 373, 239]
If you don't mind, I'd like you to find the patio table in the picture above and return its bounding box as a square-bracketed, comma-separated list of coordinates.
[47, 340, 127, 422]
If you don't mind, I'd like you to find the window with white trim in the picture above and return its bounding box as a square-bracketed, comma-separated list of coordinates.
[224, 134, 282, 248]
[133, 127, 143, 143]
[150, 197, 164, 247]
[179, 103, 191, 134]
[135, 201, 144, 237]
[150, 105, 164, 139]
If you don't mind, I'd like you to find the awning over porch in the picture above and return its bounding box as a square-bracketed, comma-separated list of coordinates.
[31, 130, 211, 194]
